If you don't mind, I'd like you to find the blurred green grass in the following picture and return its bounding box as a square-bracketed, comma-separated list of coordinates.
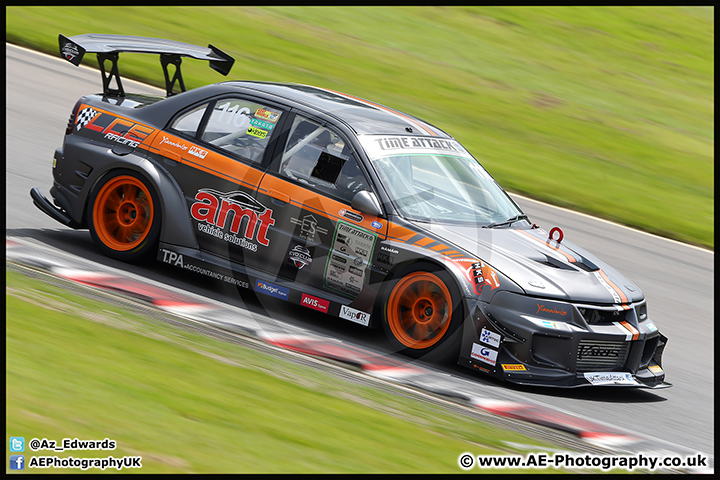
[6, 268, 563, 473]
[6, 6, 713, 248]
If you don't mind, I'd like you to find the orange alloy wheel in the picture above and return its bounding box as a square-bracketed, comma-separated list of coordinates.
[386, 271, 453, 349]
[93, 176, 154, 252]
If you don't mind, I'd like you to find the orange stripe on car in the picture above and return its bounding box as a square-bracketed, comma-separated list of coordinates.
[598, 269, 629, 304]
[258, 174, 385, 233]
[149, 132, 262, 189]
[515, 229, 578, 263]
[387, 224, 424, 243]
[620, 321, 640, 340]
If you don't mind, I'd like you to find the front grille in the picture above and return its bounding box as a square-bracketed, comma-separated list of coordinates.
[576, 340, 629, 372]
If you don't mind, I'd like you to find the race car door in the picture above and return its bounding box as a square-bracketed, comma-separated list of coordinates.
[254, 114, 387, 301]
[162, 96, 287, 264]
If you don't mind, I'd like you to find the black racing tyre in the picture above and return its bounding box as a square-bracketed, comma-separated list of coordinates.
[381, 262, 465, 362]
[87, 170, 162, 263]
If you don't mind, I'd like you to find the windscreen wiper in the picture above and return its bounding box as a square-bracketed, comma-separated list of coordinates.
[483, 214, 529, 229]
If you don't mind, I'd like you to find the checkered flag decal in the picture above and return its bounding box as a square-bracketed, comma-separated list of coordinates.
[76, 107, 98, 131]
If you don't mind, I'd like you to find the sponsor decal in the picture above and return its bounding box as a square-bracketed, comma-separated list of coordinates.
[470, 343, 498, 366]
[254, 280, 289, 300]
[290, 214, 328, 244]
[339, 305, 371, 326]
[469, 261, 500, 295]
[578, 344, 620, 359]
[160, 249, 184, 267]
[645, 321, 657, 332]
[158, 136, 207, 159]
[327, 266, 342, 280]
[160, 249, 250, 289]
[159, 135, 188, 151]
[190, 189, 275, 249]
[325, 222, 377, 297]
[62, 42, 80, 61]
[288, 245, 312, 269]
[583, 372, 639, 386]
[648, 365, 663, 374]
[339, 208, 364, 223]
[380, 246, 399, 255]
[479, 328, 501, 348]
[247, 126, 268, 139]
[188, 145, 208, 159]
[301, 293, 330, 313]
[254, 107, 281, 122]
[75, 106, 155, 148]
[363, 135, 472, 158]
[377, 253, 394, 266]
[371, 221, 383, 229]
[501, 364, 527, 371]
[541, 320, 559, 329]
[536, 303, 567, 317]
[249, 117, 274, 130]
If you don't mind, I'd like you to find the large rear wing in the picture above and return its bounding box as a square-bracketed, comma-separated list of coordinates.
[59, 33, 235, 97]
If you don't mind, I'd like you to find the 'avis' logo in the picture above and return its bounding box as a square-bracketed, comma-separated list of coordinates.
[191, 189, 275, 246]
[301, 293, 329, 313]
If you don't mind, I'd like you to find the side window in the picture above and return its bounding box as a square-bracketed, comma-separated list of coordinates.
[170, 103, 208, 137]
[200, 98, 282, 163]
[280, 116, 369, 203]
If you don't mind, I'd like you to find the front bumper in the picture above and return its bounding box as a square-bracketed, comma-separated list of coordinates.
[458, 291, 670, 388]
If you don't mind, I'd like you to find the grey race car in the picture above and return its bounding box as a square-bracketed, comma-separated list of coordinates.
[31, 33, 670, 388]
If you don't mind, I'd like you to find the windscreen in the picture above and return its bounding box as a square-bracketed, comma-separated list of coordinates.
[360, 135, 522, 225]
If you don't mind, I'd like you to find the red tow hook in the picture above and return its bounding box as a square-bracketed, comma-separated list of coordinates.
[548, 227, 564, 244]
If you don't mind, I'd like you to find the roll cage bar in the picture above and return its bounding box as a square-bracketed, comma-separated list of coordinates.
[59, 33, 235, 97]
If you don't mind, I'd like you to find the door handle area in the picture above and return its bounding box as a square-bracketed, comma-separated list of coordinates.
[268, 190, 290, 206]
[160, 148, 181, 163]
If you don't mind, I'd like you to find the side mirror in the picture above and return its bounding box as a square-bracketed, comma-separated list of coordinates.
[351, 190, 383, 217]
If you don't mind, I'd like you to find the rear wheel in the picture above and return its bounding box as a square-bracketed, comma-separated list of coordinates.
[382, 264, 464, 361]
[87, 170, 161, 263]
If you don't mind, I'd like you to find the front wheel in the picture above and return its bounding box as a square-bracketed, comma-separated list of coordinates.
[87, 170, 161, 263]
[381, 264, 464, 361]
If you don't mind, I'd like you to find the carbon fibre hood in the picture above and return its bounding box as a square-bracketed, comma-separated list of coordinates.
[423, 223, 644, 305]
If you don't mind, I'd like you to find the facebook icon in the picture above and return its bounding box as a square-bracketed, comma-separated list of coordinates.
[10, 455, 24, 470]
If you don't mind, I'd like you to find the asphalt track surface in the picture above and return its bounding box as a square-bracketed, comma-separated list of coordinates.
[6, 43, 714, 457]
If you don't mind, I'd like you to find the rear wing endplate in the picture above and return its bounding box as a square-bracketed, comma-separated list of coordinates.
[59, 33, 235, 97]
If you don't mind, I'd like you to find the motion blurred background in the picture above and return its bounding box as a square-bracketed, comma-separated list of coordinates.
[6, 6, 714, 473]
[7, 6, 714, 249]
